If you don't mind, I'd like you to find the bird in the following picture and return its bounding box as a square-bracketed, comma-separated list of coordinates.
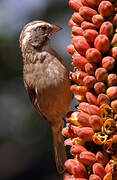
[19, 20, 72, 173]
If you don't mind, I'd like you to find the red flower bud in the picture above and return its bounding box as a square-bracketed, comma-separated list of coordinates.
[92, 14, 104, 28]
[83, 75, 96, 89]
[95, 68, 108, 82]
[106, 86, 117, 99]
[70, 71, 87, 85]
[64, 159, 87, 178]
[77, 127, 94, 141]
[78, 102, 90, 113]
[86, 92, 98, 105]
[85, 48, 102, 64]
[69, 0, 83, 12]
[79, 6, 97, 21]
[88, 104, 100, 115]
[81, 21, 96, 30]
[77, 111, 90, 127]
[83, 29, 98, 43]
[70, 144, 86, 155]
[72, 12, 84, 26]
[81, 0, 101, 8]
[85, 63, 96, 75]
[72, 27, 83, 36]
[96, 151, 109, 165]
[107, 73, 117, 87]
[100, 21, 114, 37]
[98, 1, 114, 17]
[94, 34, 110, 53]
[89, 115, 103, 131]
[70, 85, 88, 95]
[93, 163, 106, 179]
[72, 36, 90, 56]
[72, 54, 88, 70]
[97, 93, 110, 106]
[94, 82, 106, 94]
[79, 151, 96, 166]
[102, 56, 115, 71]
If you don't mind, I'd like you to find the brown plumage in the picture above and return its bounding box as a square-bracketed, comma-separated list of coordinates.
[19, 20, 72, 173]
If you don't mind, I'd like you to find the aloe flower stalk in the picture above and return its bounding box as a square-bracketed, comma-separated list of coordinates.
[63, 0, 117, 179]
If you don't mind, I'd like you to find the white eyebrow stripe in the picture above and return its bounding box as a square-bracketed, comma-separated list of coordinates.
[25, 22, 51, 32]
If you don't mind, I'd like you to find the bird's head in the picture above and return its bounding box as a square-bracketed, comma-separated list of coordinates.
[20, 20, 62, 51]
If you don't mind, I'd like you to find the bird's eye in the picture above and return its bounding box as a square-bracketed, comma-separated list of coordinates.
[41, 25, 47, 31]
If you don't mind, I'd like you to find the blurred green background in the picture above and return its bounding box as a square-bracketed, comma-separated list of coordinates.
[0, 0, 73, 179]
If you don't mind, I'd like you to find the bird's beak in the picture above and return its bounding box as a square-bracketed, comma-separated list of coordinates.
[52, 25, 62, 34]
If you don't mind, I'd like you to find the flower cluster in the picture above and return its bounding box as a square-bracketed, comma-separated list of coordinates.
[63, 0, 117, 179]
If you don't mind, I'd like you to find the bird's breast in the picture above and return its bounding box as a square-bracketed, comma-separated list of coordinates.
[23, 51, 68, 91]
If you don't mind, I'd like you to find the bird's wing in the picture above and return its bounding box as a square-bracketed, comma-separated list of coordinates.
[24, 81, 47, 119]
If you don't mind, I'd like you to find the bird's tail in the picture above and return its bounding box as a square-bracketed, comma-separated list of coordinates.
[51, 126, 67, 174]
